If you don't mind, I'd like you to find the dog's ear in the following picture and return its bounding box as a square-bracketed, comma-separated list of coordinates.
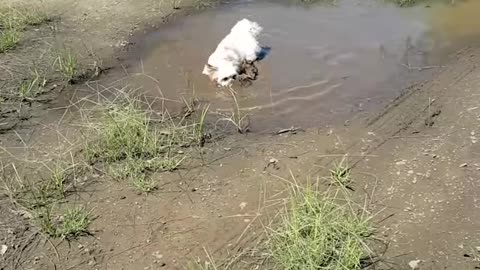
[202, 64, 217, 75]
[207, 64, 217, 71]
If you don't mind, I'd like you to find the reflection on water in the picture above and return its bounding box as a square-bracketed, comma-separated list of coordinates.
[122, 0, 480, 131]
[429, 0, 480, 38]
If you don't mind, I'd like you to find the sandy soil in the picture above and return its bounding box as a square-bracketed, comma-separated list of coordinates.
[2, 1, 480, 270]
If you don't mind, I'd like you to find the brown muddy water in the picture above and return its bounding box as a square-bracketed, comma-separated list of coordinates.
[118, 0, 480, 132]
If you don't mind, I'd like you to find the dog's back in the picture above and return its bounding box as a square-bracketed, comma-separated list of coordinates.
[230, 18, 262, 38]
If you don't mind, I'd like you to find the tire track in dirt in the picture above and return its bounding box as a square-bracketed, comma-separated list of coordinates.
[344, 47, 478, 170]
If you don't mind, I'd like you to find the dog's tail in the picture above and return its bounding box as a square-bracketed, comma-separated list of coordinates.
[232, 18, 263, 37]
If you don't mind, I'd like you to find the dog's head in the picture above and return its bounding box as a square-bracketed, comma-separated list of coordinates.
[202, 63, 238, 87]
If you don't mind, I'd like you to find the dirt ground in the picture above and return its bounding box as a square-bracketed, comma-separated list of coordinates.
[2, 0, 480, 270]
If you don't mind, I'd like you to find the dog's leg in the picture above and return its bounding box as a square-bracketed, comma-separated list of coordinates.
[250, 64, 258, 79]
[245, 63, 258, 80]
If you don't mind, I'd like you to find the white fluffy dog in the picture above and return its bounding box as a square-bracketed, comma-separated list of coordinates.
[202, 18, 263, 87]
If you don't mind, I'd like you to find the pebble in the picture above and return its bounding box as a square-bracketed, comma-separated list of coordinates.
[1, 244, 7, 255]
[269, 158, 279, 164]
[152, 251, 163, 260]
[239, 202, 247, 210]
[408, 259, 421, 269]
[459, 163, 468, 168]
[88, 259, 96, 266]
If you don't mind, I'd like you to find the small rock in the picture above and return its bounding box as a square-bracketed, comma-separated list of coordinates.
[408, 259, 421, 269]
[459, 163, 468, 168]
[239, 202, 247, 210]
[88, 259, 96, 266]
[1, 244, 7, 255]
[116, 40, 129, 48]
[152, 251, 163, 260]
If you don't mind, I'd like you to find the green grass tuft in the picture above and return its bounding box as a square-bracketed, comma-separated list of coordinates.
[0, 28, 21, 53]
[84, 95, 208, 193]
[267, 184, 374, 270]
[58, 206, 92, 239]
[3, 162, 79, 210]
[56, 49, 78, 82]
[35, 205, 92, 238]
[35, 206, 58, 237]
[0, 7, 50, 53]
[1, 161, 91, 240]
[17, 68, 47, 101]
[85, 102, 160, 162]
[329, 158, 352, 189]
[0, 7, 50, 29]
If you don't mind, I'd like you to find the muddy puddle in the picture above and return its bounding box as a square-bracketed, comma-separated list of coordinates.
[119, 0, 480, 132]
